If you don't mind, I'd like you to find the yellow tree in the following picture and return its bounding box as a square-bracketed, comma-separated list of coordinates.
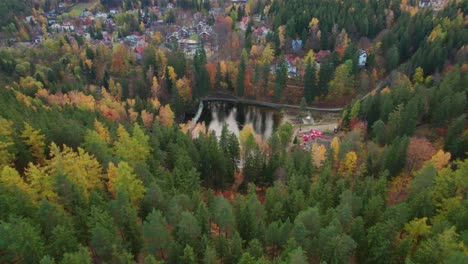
[151, 76, 160, 98]
[0, 166, 30, 194]
[114, 124, 151, 165]
[0, 118, 15, 168]
[327, 62, 353, 99]
[94, 120, 111, 143]
[25, 162, 58, 202]
[176, 77, 192, 105]
[428, 150, 451, 170]
[330, 137, 340, 162]
[47, 143, 103, 199]
[260, 44, 274, 64]
[21, 123, 46, 163]
[311, 143, 327, 168]
[412, 67, 424, 85]
[106, 161, 145, 207]
[167, 66, 177, 83]
[305, 50, 315, 64]
[339, 151, 357, 176]
[308, 17, 319, 31]
[239, 124, 255, 148]
[157, 105, 175, 127]
[404, 217, 431, 244]
[150, 98, 161, 110]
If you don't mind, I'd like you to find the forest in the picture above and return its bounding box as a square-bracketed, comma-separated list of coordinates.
[0, 0, 467, 263]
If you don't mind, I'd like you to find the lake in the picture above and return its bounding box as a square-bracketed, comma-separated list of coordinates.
[197, 101, 283, 140]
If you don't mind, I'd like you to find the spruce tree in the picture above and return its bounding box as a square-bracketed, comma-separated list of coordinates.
[237, 49, 247, 97]
[304, 57, 318, 103]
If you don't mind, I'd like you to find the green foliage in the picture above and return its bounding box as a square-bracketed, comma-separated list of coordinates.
[0, 7, 466, 261]
[237, 49, 248, 97]
[304, 57, 318, 103]
[0, 216, 45, 263]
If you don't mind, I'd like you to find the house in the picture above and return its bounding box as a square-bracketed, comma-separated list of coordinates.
[209, 8, 223, 18]
[292, 39, 303, 52]
[58, 3, 65, 13]
[178, 27, 189, 38]
[34, 36, 43, 44]
[199, 31, 211, 41]
[135, 45, 147, 56]
[195, 21, 207, 32]
[25, 16, 34, 23]
[80, 11, 93, 19]
[104, 18, 114, 25]
[62, 22, 75, 31]
[110, 9, 119, 15]
[96, 12, 108, 19]
[167, 32, 180, 42]
[50, 23, 61, 31]
[178, 39, 199, 51]
[358, 49, 368, 67]
[103, 32, 113, 43]
[431, 0, 446, 10]
[253, 26, 270, 40]
[285, 56, 298, 78]
[419, 0, 431, 7]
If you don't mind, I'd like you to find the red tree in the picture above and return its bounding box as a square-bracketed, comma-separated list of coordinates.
[406, 137, 436, 171]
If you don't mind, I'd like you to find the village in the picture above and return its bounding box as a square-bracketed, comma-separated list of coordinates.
[3, 0, 375, 82]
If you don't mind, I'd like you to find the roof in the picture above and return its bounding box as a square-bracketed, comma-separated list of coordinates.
[135, 46, 146, 54]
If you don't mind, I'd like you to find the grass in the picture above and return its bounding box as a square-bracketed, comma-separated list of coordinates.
[63, 0, 99, 19]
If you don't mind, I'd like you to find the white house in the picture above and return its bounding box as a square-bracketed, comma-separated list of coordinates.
[96, 12, 108, 19]
[419, 0, 431, 8]
[50, 23, 61, 31]
[358, 49, 368, 67]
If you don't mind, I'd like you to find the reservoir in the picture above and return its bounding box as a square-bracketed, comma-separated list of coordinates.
[197, 101, 283, 140]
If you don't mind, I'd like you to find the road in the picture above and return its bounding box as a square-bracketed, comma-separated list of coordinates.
[202, 95, 344, 112]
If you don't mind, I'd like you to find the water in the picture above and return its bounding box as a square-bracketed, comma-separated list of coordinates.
[198, 101, 283, 140]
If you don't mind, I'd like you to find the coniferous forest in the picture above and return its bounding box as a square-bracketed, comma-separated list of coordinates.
[0, 0, 467, 263]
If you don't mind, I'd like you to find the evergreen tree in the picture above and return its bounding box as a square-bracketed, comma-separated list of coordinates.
[318, 57, 334, 96]
[237, 49, 248, 97]
[304, 56, 318, 103]
[274, 59, 288, 101]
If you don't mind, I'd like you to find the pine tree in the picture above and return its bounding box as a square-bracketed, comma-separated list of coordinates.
[274, 59, 288, 101]
[304, 56, 318, 103]
[237, 49, 248, 97]
[318, 57, 334, 96]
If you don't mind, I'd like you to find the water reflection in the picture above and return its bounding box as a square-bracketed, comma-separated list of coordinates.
[198, 101, 282, 140]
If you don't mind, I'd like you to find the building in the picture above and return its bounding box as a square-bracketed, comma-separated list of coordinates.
[167, 32, 180, 42]
[199, 31, 211, 41]
[178, 39, 199, 51]
[177, 27, 189, 38]
[358, 49, 368, 67]
[285, 56, 298, 78]
[62, 22, 75, 31]
[419, 0, 431, 8]
[292, 39, 303, 53]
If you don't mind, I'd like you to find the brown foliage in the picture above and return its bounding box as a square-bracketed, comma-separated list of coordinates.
[406, 137, 436, 171]
[206, 63, 217, 89]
